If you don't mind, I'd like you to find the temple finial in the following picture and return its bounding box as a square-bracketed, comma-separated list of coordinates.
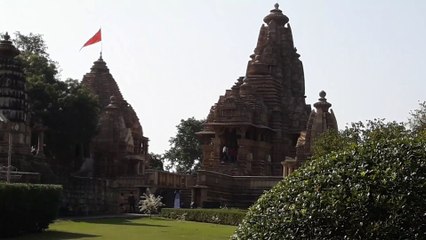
[4, 32, 10, 41]
[319, 90, 326, 99]
[314, 90, 331, 111]
[264, 2, 288, 25]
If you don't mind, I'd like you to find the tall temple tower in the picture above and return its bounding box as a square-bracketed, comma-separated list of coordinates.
[198, 4, 311, 176]
[81, 55, 148, 178]
[0, 33, 31, 166]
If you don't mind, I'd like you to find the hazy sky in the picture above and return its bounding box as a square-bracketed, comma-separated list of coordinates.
[3, 0, 426, 155]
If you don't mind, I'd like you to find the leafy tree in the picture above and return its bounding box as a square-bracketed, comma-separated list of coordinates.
[12, 32, 100, 172]
[233, 120, 425, 240]
[409, 101, 426, 133]
[311, 129, 352, 159]
[163, 117, 205, 173]
[41, 78, 100, 165]
[12, 32, 49, 57]
[312, 119, 407, 158]
[148, 153, 164, 171]
[139, 191, 165, 216]
[13, 32, 58, 84]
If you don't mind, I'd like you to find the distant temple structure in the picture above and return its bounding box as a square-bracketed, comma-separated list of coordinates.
[0, 33, 31, 156]
[0, 33, 40, 182]
[0, 33, 30, 166]
[60, 55, 152, 214]
[81, 55, 149, 178]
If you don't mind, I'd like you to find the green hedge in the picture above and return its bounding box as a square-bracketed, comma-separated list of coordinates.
[0, 183, 62, 238]
[232, 125, 426, 239]
[160, 208, 247, 226]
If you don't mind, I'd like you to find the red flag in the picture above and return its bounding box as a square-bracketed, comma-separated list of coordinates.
[80, 29, 102, 50]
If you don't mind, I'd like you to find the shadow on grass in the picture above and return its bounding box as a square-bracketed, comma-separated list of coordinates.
[9, 231, 99, 240]
[73, 217, 169, 227]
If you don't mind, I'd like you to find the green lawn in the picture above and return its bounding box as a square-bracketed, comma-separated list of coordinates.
[9, 217, 236, 240]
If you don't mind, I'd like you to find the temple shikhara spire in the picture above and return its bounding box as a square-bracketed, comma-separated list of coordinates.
[81, 54, 148, 178]
[198, 3, 311, 176]
[192, 4, 338, 207]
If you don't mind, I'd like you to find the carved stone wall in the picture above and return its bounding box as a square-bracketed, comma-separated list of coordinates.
[193, 170, 282, 208]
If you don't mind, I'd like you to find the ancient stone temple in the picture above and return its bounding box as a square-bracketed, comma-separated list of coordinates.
[198, 3, 310, 177]
[59, 55, 152, 215]
[193, 4, 338, 208]
[81, 55, 148, 178]
[0, 33, 32, 168]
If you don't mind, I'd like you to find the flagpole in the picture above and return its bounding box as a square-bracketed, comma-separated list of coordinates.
[100, 27, 103, 58]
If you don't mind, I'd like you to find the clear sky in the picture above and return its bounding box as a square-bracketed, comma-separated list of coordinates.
[3, 0, 426, 155]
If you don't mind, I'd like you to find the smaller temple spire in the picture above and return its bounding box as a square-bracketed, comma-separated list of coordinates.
[0, 32, 20, 58]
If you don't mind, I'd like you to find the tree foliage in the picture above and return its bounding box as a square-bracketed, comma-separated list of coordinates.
[12, 32, 100, 171]
[233, 120, 425, 240]
[409, 101, 426, 133]
[12, 32, 49, 57]
[148, 153, 164, 171]
[311, 129, 352, 159]
[163, 117, 204, 173]
[312, 119, 407, 158]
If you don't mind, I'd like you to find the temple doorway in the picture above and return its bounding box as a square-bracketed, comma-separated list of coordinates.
[221, 128, 238, 163]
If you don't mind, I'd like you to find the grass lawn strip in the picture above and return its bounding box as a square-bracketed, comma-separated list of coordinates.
[10, 217, 236, 240]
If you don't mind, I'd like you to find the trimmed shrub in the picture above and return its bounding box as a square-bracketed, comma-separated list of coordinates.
[0, 183, 62, 238]
[232, 127, 426, 239]
[161, 208, 247, 226]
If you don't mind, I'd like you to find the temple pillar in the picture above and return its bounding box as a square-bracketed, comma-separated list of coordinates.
[281, 157, 297, 177]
